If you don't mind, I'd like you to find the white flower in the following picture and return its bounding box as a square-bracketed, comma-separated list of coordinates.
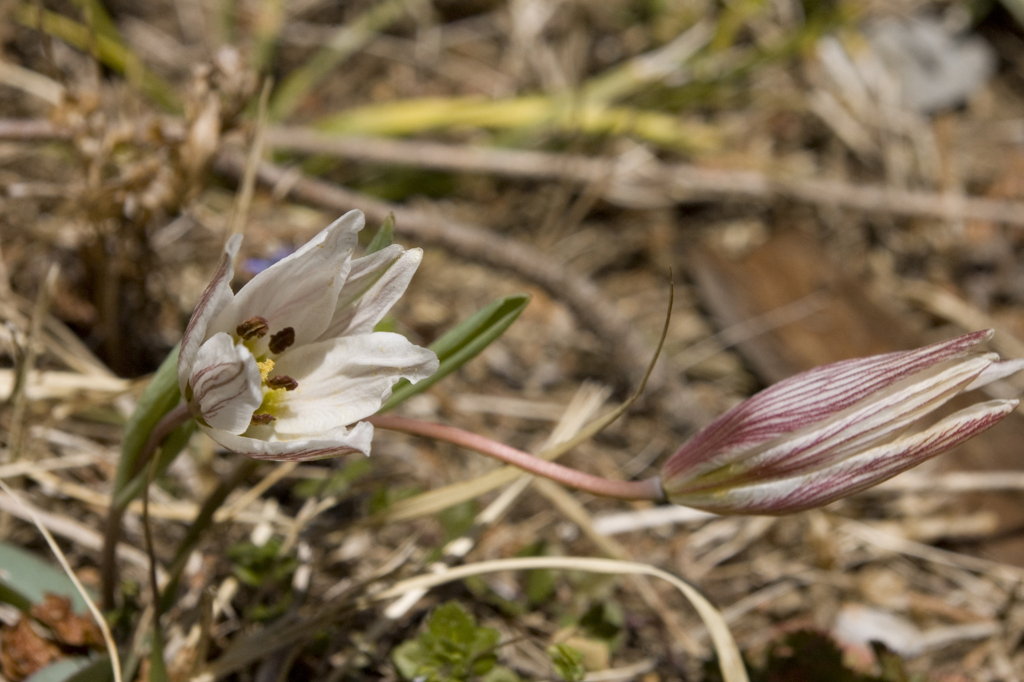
[177, 210, 439, 461]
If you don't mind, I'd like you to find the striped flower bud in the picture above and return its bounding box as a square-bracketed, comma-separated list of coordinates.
[660, 331, 1023, 514]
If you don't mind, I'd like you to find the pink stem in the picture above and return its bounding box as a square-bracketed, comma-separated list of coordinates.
[368, 414, 665, 501]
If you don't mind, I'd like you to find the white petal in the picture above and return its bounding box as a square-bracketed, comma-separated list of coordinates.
[179, 234, 241, 394]
[269, 333, 439, 436]
[208, 211, 364, 351]
[189, 333, 263, 434]
[316, 247, 422, 341]
[203, 420, 374, 460]
[967, 358, 1024, 390]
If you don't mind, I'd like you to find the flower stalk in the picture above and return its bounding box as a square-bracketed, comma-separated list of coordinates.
[368, 414, 665, 501]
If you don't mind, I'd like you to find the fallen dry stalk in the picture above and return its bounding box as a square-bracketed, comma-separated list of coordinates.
[3, 118, 1024, 224]
[260, 127, 1024, 224]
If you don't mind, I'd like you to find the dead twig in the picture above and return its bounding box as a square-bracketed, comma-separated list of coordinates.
[5, 119, 1024, 225]
[260, 127, 1024, 225]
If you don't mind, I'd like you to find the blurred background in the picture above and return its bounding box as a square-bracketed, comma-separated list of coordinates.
[4, 0, 1024, 680]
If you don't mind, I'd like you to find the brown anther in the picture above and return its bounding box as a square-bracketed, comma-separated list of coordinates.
[250, 413, 276, 425]
[268, 327, 296, 354]
[237, 316, 269, 340]
[267, 375, 298, 391]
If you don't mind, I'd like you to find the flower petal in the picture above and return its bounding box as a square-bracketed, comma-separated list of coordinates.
[728, 354, 994, 482]
[661, 330, 993, 485]
[669, 399, 1018, 514]
[204, 420, 375, 461]
[269, 333, 439, 436]
[189, 332, 263, 434]
[315, 246, 423, 341]
[179, 234, 241, 394]
[209, 211, 364, 352]
[967, 358, 1024, 390]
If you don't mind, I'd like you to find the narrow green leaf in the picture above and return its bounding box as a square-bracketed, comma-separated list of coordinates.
[366, 213, 395, 254]
[15, 6, 181, 112]
[64, 657, 116, 682]
[0, 578, 33, 612]
[268, 0, 414, 120]
[113, 418, 196, 510]
[113, 345, 188, 507]
[24, 657, 93, 682]
[0, 542, 90, 613]
[149, 626, 169, 682]
[380, 294, 530, 411]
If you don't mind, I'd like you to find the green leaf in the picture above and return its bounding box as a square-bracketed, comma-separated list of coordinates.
[392, 639, 426, 680]
[0, 578, 33, 612]
[580, 602, 623, 641]
[548, 643, 586, 682]
[15, 6, 181, 112]
[149, 626, 169, 682]
[516, 542, 555, 607]
[395, 602, 502, 681]
[439, 500, 477, 543]
[427, 602, 477, 647]
[24, 657, 94, 682]
[381, 294, 530, 411]
[0, 542, 90, 613]
[113, 345, 193, 509]
[114, 419, 197, 510]
[268, 0, 413, 120]
[480, 667, 521, 682]
[366, 213, 396, 254]
[63, 656, 116, 682]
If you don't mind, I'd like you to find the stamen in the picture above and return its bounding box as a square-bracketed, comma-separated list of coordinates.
[250, 413, 276, 425]
[269, 327, 296, 354]
[258, 359, 275, 382]
[237, 316, 270, 340]
[267, 375, 298, 391]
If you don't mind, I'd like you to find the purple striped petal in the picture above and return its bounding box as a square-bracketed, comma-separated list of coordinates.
[661, 330, 993, 486]
[668, 354, 994, 495]
[209, 420, 375, 461]
[670, 399, 1017, 514]
[178, 234, 241, 395]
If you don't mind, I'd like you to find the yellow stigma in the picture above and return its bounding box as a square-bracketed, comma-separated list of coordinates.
[258, 359, 275, 382]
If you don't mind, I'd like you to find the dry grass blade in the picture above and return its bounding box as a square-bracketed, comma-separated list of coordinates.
[374, 556, 748, 682]
[227, 77, 273, 237]
[6, 264, 59, 463]
[0, 485, 166, 578]
[383, 382, 610, 622]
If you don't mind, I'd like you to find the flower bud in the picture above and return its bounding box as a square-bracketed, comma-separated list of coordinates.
[660, 330, 1022, 514]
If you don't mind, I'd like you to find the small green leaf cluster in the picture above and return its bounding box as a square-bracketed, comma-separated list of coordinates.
[393, 602, 518, 682]
[226, 538, 299, 621]
[548, 643, 586, 682]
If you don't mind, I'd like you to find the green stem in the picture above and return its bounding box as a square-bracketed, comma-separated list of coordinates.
[101, 403, 191, 610]
[159, 457, 260, 613]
